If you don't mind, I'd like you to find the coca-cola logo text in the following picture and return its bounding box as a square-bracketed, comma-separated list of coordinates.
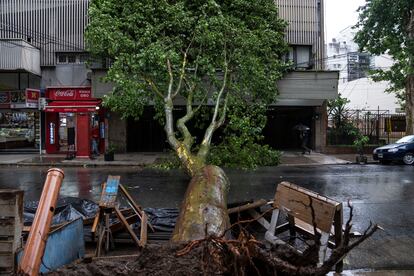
[47, 87, 92, 100]
[54, 90, 75, 97]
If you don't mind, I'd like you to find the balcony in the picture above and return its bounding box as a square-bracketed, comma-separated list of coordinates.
[0, 39, 41, 76]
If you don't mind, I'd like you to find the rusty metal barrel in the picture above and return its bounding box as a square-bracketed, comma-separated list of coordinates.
[18, 168, 64, 276]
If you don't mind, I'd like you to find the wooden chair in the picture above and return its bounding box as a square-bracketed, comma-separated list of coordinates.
[265, 181, 344, 272]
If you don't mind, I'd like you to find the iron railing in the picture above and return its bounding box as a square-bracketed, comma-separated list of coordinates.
[328, 109, 406, 145]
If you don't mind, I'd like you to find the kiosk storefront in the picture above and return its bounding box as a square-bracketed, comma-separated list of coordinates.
[44, 87, 104, 158]
[0, 89, 40, 151]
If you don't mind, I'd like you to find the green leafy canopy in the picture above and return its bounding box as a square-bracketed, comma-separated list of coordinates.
[354, 0, 414, 92]
[86, 0, 289, 119]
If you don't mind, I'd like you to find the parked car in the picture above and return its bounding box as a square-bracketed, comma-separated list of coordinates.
[373, 135, 414, 165]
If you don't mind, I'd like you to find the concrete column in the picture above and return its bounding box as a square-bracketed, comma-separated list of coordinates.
[314, 100, 328, 151]
[108, 111, 127, 153]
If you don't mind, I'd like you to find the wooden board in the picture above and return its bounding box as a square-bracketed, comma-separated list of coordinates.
[274, 182, 340, 233]
[99, 176, 121, 208]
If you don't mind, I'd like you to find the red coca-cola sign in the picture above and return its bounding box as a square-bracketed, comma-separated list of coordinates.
[46, 87, 92, 100]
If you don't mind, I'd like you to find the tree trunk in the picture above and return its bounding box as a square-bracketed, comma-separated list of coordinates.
[172, 165, 230, 242]
[406, 10, 414, 135]
[406, 74, 414, 135]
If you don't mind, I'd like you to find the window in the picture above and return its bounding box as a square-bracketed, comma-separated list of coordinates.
[58, 55, 67, 63]
[56, 53, 89, 64]
[296, 46, 311, 69]
[67, 55, 76, 63]
[286, 45, 312, 69]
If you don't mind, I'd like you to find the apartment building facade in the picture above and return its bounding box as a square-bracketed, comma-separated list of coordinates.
[326, 27, 374, 83]
[0, 0, 337, 155]
[263, 0, 337, 151]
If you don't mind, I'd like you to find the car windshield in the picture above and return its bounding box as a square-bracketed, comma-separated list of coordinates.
[396, 136, 414, 143]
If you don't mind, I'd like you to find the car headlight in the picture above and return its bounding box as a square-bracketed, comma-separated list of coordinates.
[373, 149, 377, 154]
[388, 148, 399, 153]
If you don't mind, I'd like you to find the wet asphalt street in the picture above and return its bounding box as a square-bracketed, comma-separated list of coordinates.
[0, 164, 413, 270]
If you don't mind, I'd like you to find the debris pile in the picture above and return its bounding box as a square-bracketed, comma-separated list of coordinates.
[48, 212, 378, 276]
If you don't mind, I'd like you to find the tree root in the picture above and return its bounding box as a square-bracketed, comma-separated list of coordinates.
[175, 200, 380, 276]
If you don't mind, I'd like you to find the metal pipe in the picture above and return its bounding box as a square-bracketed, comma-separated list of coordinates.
[18, 168, 64, 276]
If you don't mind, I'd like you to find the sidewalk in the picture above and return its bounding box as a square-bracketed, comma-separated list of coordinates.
[0, 152, 167, 167]
[278, 151, 375, 166]
[0, 151, 374, 167]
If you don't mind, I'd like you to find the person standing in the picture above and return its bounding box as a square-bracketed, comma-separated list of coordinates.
[299, 128, 311, 154]
[293, 123, 311, 154]
[91, 125, 100, 157]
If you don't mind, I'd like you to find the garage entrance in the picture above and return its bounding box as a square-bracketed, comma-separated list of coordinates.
[263, 107, 315, 150]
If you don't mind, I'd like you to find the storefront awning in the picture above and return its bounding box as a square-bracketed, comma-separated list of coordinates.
[44, 100, 102, 113]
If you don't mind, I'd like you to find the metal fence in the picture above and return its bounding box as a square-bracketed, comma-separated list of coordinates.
[328, 109, 406, 146]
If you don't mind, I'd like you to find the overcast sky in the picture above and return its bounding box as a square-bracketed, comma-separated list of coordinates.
[325, 0, 366, 41]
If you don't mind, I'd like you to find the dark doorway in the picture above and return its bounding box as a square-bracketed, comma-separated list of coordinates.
[126, 107, 207, 152]
[126, 109, 166, 152]
[263, 107, 314, 149]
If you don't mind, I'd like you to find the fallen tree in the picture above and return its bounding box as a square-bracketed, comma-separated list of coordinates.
[87, 0, 288, 240]
[49, 201, 379, 275]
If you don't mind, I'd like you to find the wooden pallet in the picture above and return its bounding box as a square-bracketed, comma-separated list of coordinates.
[0, 190, 23, 274]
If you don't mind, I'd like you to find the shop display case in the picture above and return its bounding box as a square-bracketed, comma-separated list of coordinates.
[0, 112, 39, 149]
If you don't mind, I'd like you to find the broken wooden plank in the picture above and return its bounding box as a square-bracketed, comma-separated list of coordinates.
[114, 206, 142, 248]
[119, 184, 154, 232]
[139, 212, 148, 247]
[228, 199, 269, 214]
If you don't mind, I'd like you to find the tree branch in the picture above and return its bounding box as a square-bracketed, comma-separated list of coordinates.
[172, 53, 187, 99]
[197, 60, 229, 161]
[167, 59, 174, 99]
[164, 97, 179, 150]
[144, 77, 164, 99]
[173, 34, 195, 98]
[177, 84, 196, 147]
[216, 91, 229, 129]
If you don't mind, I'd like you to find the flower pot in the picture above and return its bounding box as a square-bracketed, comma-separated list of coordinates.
[356, 155, 367, 164]
[104, 152, 114, 161]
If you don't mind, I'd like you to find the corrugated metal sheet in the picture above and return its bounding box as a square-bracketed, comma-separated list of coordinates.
[275, 0, 325, 69]
[0, 39, 41, 75]
[0, 0, 89, 66]
[17, 218, 85, 273]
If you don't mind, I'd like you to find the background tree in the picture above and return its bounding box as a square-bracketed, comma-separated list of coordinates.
[87, 0, 287, 241]
[354, 0, 414, 133]
[327, 94, 359, 145]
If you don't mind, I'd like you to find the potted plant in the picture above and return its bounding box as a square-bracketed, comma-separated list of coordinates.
[104, 144, 116, 161]
[353, 134, 369, 164]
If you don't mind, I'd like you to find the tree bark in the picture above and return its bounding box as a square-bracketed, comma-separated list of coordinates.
[171, 165, 230, 242]
[406, 9, 414, 134]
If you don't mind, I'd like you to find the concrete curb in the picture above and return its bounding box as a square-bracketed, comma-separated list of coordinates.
[0, 161, 380, 168]
[1, 162, 148, 167]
